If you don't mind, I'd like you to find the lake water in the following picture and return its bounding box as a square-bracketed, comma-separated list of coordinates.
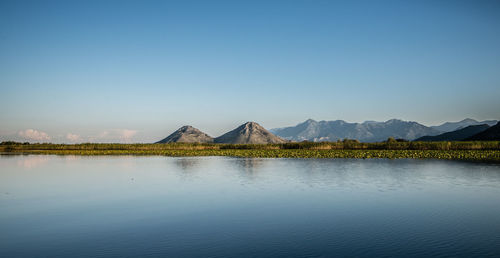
[1, 155, 500, 257]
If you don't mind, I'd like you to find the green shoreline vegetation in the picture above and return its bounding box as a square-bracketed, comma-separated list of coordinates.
[1, 140, 500, 162]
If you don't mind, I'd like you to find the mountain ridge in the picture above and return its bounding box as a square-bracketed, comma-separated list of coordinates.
[430, 118, 498, 132]
[466, 122, 500, 141]
[270, 119, 441, 142]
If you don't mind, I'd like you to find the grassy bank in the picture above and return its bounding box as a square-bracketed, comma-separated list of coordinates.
[1, 141, 500, 162]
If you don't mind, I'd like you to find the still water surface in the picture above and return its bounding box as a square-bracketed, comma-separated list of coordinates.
[1, 155, 500, 257]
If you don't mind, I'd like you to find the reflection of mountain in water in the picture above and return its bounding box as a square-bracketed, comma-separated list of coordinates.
[233, 158, 266, 178]
[174, 157, 202, 172]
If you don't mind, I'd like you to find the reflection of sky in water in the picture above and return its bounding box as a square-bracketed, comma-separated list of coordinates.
[16, 155, 51, 169]
[1, 156, 500, 257]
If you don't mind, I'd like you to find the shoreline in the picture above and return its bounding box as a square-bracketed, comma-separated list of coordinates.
[2, 149, 500, 163]
[2, 142, 500, 162]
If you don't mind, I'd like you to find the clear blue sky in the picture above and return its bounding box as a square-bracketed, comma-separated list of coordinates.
[1, 0, 499, 143]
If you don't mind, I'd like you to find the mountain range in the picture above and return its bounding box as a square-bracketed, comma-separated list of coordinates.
[156, 118, 499, 144]
[269, 118, 498, 142]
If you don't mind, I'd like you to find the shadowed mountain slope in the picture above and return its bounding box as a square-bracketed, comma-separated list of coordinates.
[466, 122, 500, 141]
[415, 124, 490, 141]
[215, 122, 287, 144]
[431, 118, 498, 132]
[157, 126, 213, 143]
[270, 119, 440, 142]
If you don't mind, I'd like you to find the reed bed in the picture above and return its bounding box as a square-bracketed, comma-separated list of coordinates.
[1, 141, 500, 162]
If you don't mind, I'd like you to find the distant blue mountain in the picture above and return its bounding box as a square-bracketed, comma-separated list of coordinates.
[270, 119, 441, 142]
[430, 118, 498, 132]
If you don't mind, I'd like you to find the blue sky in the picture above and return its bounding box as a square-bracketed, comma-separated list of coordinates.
[1, 0, 499, 143]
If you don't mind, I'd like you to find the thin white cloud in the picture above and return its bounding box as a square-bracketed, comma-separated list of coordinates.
[98, 131, 109, 138]
[119, 129, 137, 141]
[18, 129, 51, 142]
[66, 133, 81, 142]
[90, 129, 138, 142]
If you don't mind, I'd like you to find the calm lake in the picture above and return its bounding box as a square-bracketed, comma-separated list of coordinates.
[1, 155, 500, 257]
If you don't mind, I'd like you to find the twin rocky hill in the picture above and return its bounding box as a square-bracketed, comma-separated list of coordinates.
[156, 122, 288, 144]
